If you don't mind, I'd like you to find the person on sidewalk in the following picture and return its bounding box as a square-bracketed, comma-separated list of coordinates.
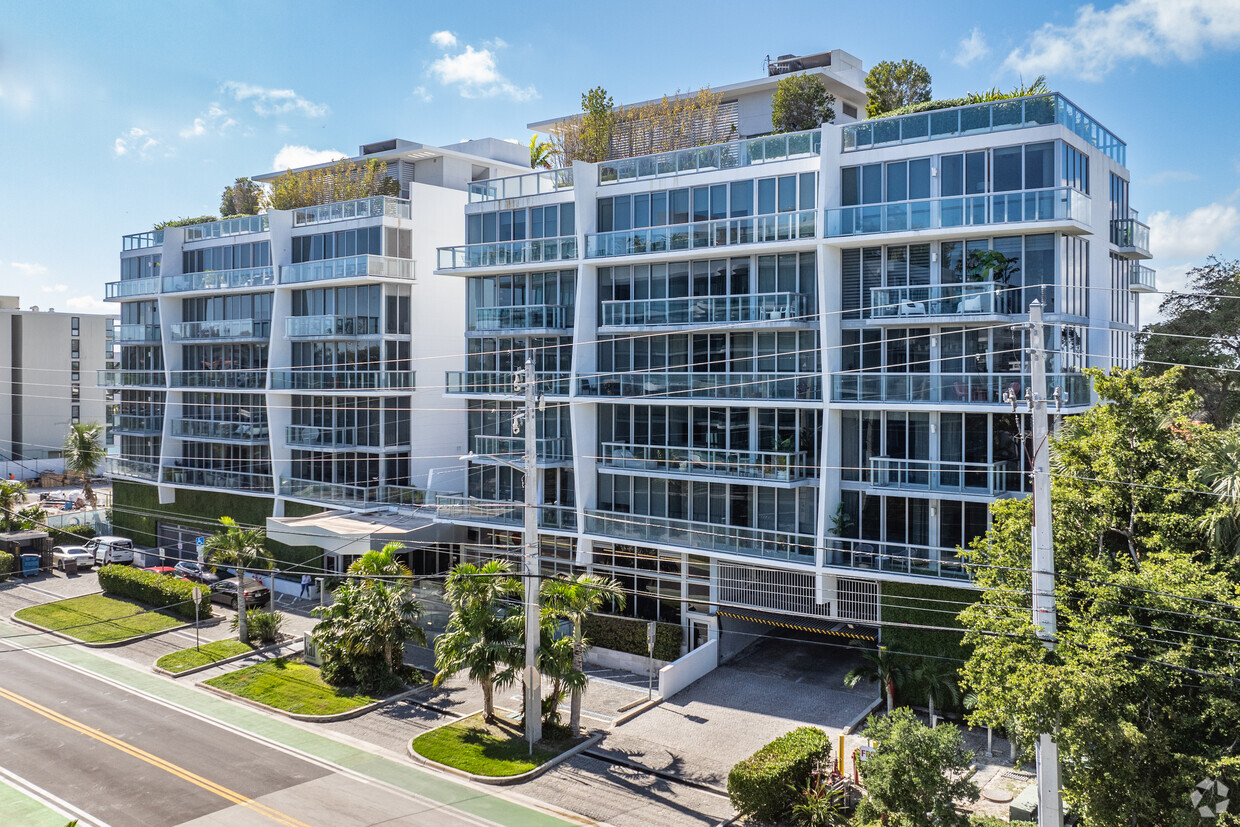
[299, 573, 312, 599]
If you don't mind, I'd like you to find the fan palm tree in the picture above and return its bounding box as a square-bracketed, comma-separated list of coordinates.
[0, 480, 29, 531]
[1197, 426, 1240, 560]
[62, 423, 105, 507]
[537, 627, 587, 729]
[347, 542, 410, 579]
[913, 660, 961, 727]
[315, 579, 426, 677]
[843, 643, 911, 714]
[434, 560, 523, 723]
[204, 516, 272, 640]
[541, 572, 626, 735]
[529, 135, 557, 170]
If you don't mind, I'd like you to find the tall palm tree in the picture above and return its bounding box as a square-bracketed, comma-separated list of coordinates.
[1198, 426, 1240, 560]
[204, 516, 272, 640]
[529, 135, 557, 170]
[62, 423, 105, 507]
[347, 542, 410, 579]
[843, 643, 911, 714]
[541, 573, 625, 735]
[913, 661, 961, 727]
[538, 627, 587, 729]
[434, 560, 523, 723]
[0, 480, 29, 531]
[313, 579, 426, 684]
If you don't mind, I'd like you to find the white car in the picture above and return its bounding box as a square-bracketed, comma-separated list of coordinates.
[51, 544, 95, 571]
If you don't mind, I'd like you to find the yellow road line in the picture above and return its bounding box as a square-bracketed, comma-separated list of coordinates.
[0, 685, 315, 827]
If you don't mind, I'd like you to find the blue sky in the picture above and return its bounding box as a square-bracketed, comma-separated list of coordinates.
[1, 0, 1238, 318]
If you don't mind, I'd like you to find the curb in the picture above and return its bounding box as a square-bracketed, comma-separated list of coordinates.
[9, 610, 208, 649]
[844, 697, 884, 734]
[407, 712, 604, 786]
[611, 696, 662, 727]
[152, 638, 296, 679]
[198, 673, 433, 723]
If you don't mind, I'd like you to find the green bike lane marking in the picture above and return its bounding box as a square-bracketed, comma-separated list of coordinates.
[0, 776, 73, 827]
[0, 622, 570, 827]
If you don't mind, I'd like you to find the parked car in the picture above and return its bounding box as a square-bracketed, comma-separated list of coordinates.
[210, 576, 270, 610]
[142, 566, 177, 575]
[173, 560, 222, 585]
[51, 545, 95, 571]
[52, 535, 136, 567]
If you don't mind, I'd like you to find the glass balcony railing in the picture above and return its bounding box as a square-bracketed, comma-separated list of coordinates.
[98, 369, 166, 388]
[868, 457, 1023, 496]
[585, 509, 814, 563]
[112, 414, 163, 434]
[469, 169, 574, 202]
[284, 425, 399, 450]
[168, 319, 271, 341]
[587, 211, 816, 259]
[577, 371, 822, 401]
[292, 196, 410, 227]
[823, 536, 969, 581]
[1129, 263, 1156, 292]
[169, 370, 267, 390]
[598, 129, 822, 185]
[269, 369, 414, 391]
[841, 93, 1126, 166]
[122, 230, 164, 251]
[825, 188, 1089, 238]
[172, 419, 269, 442]
[1111, 216, 1151, 258]
[429, 494, 576, 530]
[115, 324, 162, 343]
[437, 236, 577, 271]
[278, 477, 424, 507]
[183, 214, 269, 241]
[600, 442, 812, 483]
[162, 466, 273, 492]
[285, 315, 381, 338]
[279, 255, 414, 285]
[830, 372, 1091, 405]
[870, 282, 1021, 319]
[470, 305, 573, 333]
[446, 370, 571, 395]
[161, 266, 275, 293]
[601, 292, 814, 329]
[105, 278, 161, 301]
[105, 456, 160, 481]
[471, 434, 572, 462]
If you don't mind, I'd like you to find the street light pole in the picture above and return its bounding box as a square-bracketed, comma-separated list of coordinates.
[517, 356, 542, 748]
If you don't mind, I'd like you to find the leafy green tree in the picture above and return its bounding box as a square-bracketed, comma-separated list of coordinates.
[219, 177, 261, 216]
[578, 86, 615, 163]
[62, 422, 105, 507]
[1140, 258, 1240, 425]
[864, 59, 933, 117]
[857, 708, 978, 826]
[529, 135, 556, 170]
[312, 578, 425, 691]
[266, 157, 397, 210]
[541, 573, 625, 735]
[770, 74, 836, 132]
[0, 480, 29, 531]
[348, 542, 410, 578]
[844, 644, 911, 713]
[433, 560, 523, 722]
[1198, 427, 1240, 561]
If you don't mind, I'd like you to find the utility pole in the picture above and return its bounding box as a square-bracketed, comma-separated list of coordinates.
[515, 356, 542, 749]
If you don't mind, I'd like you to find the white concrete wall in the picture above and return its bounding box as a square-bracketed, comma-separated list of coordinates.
[585, 645, 671, 678]
[658, 639, 719, 699]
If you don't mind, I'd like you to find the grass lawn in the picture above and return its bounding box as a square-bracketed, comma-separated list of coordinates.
[14, 594, 184, 643]
[410, 713, 583, 777]
[156, 639, 255, 674]
[203, 658, 379, 716]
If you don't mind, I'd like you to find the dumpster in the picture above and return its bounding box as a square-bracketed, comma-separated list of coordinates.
[19, 554, 40, 578]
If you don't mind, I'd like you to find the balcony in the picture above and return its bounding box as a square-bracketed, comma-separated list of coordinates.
[469, 305, 573, 335]
[430, 494, 576, 531]
[105, 277, 160, 301]
[105, 456, 160, 482]
[162, 266, 275, 294]
[577, 371, 822, 402]
[585, 509, 814, 564]
[841, 92, 1126, 166]
[446, 370, 571, 395]
[162, 466, 273, 492]
[598, 129, 822, 185]
[98, 369, 166, 388]
[600, 292, 814, 331]
[586, 211, 816, 259]
[823, 536, 969, 582]
[600, 442, 813, 484]
[869, 281, 1019, 323]
[830, 372, 1091, 406]
[168, 319, 271, 342]
[285, 425, 400, 450]
[112, 414, 163, 434]
[171, 419, 269, 443]
[169, 370, 267, 390]
[122, 230, 164, 251]
[437, 236, 577, 271]
[825, 188, 1089, 239]
[278, 477, 424, 507]
[867, 457, 1023, 496]
[1111, 214, 1152, 259]
[183, 214, 268, 241]
[469, 169, 573, 203]
[115, 324, 162, 344]
[285, 315, 381, 338]
[471, 434, 572, 465]
[269, 369, 414, 391]
[1130, 263, 1156, 293]
[279, 255, 414, 285]
[292, 196, 410, 227]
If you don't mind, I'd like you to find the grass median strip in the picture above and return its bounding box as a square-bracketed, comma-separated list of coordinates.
[410, 714, 582, 777]
[157, 640, 255, 674]
[14, 594, 183, 643]
[203, 658, 378, 716]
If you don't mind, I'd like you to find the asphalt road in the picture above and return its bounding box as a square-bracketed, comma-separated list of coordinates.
[0, 640, 496, 827]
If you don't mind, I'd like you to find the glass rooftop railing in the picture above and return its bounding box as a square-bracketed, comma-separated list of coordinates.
[104, 278, 161, 301]
[183, 214, 269, 241]
[437, 237, 577, 271]
[841, 93, 1126, 165]
[598, 129, 822, 185]
[469, 169, 574, 203]
[115, 323, 162, 343]
[1111, 215, 1151, 258]
[291, 196, 410, 227]
[823, 536, 969, 581]
[105, 457, 160, 482]
[826, 188, 1089, 238]
[586, 210, 816, 259]
[122, 230, 164, 251]
[1130, 263, 1156, 292]
[585, 508, 815, 564]
[161, 266, 275, 294]
[278, 477, 424, 507]
[163, 466, 273, 492]
[279, 255, 414, 285]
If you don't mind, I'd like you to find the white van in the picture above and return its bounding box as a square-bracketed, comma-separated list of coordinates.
[87, 536, 136, 566]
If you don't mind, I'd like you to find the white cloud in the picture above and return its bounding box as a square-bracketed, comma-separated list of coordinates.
[65, 295, 112, 314]
[1148, 201, 1240, 261]
[427, 39, 537, 102]
[413, 85, 433, 103]
[430, 30, 457, 50]
[41, 283, 68, 293]
[1006, 0, 1240, 80]
[1145, 170, 1200, 184]
[954, 27, 991, 67]
[271, 145, 348, 171]
[221, 81, 329, 117]
[9, 262, 47, 276]
[114, 127, 158, 158]
[180, 103, 235, 138]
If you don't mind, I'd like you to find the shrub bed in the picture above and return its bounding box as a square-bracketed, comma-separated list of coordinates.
[727, 726, 832, 822]
[51, 524, 97, 543]
[98, 564, 211, 620]
[582, 613, 681, 661]
[0, 549, 12, 581]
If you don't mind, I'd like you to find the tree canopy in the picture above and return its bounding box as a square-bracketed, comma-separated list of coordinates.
[219, 177, 261, 216]
[267, 158, 400, 211]
[770, 74, 836, 133]
[864, 59, 932, 118]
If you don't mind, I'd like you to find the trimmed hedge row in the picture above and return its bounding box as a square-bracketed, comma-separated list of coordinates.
[0, 549, 12, 581]
[727, 726, 832, 821]
[583, 613, 682, 661]
[98, 564, 212, 620]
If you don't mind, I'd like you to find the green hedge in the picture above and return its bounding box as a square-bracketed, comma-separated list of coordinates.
[0, 549, 12, 581]
[583, 613, 681, 661]
[880, 581, 975, 711]
[98, 564, 212, 620]
[727, 726, 832, 822]
[51, 524, 97, 542]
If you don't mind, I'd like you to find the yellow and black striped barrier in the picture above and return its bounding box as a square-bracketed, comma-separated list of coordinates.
[716, 609, 877, 642]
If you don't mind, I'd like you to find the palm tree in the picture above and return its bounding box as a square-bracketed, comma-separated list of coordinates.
[313, 579, 426, 686]
[347, 542, 410, 579]
[537, 628, 587, 729]
[843, 643, 911, 714]
[204, 516, 272, 640]
[434, 560, 523, 723]
[1197, 426, 1240, 560]
[62, 423, 105, 507]
[0, 480, 29, 531]
[541, 573, 625, 735]
[529, 135, 557, 170]
[913, 660, 961, 727]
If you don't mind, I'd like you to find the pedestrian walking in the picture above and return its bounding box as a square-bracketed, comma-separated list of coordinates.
[300, 573, 312, 599]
